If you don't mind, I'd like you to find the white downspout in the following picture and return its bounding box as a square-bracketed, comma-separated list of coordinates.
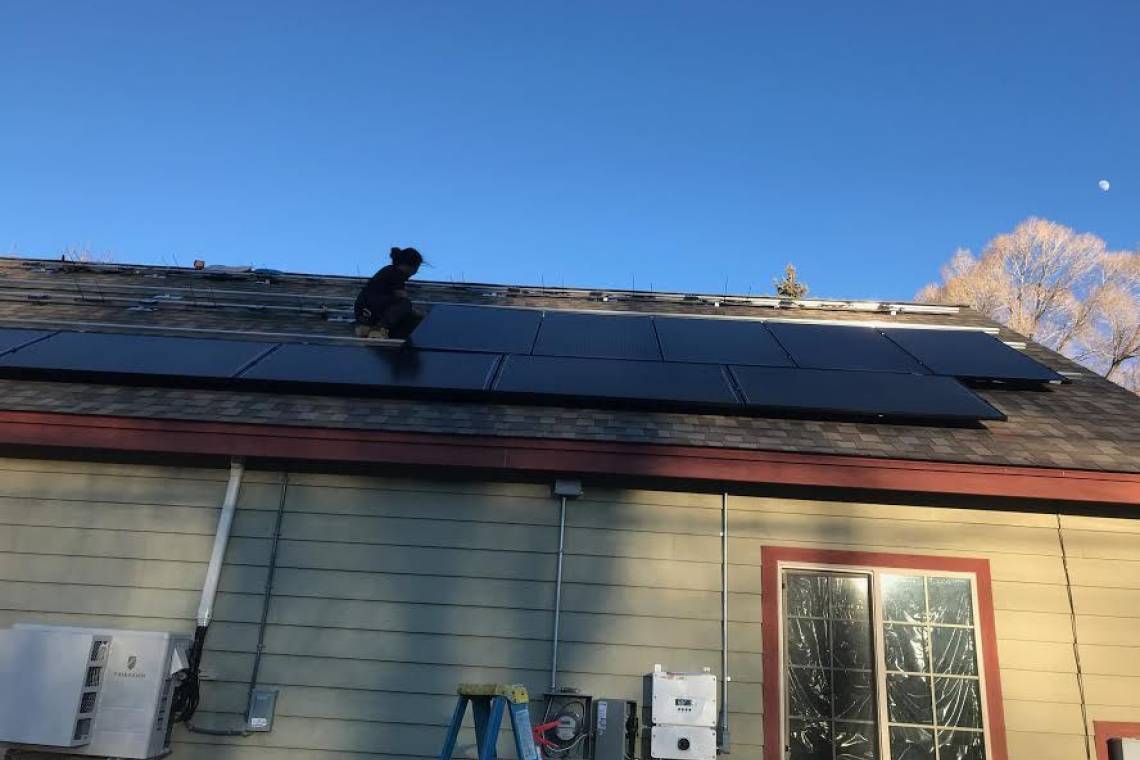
[197, 457, 245, 627]
[174, 456, 246, 726]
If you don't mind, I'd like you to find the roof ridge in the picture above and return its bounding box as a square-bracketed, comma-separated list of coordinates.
[0, 255, 964, 314]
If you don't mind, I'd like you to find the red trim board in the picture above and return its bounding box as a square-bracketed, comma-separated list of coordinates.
[760, 546, 1008, 760]
[1095, 721, 1140, 760]
[0, 410, 1137, 504]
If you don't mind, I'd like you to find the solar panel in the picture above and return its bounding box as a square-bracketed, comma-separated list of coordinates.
[765, 322, 929, 373]
[240, 344, 499, 391]
[0, 331, 276, 378]
[882, 328, 1065, 382]
[654, 317, 793, 366]
[0, 328, 53, 356]
[730, 366, 1004, 421]
[494, 355, 740, 406]
[532, 312, 661, 360]
[410, 305, 542, 354]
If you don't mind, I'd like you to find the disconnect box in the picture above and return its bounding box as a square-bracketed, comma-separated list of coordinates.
[644, 665, 717, 760]
[593, 698, 637, 760]
[0, 625, 190, 759]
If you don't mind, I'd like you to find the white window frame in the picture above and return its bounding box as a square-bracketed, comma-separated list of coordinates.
[776, 559, 993, 760]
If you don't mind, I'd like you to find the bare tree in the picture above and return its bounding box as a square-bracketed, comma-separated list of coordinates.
[918, 218, 1140, 393]
[1088, 253, 1140, 384]
[774, 263, 809, 299]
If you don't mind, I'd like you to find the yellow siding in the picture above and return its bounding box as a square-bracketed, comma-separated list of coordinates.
[730, 494, 1085, 760]
[3, 457, 1139, 760]
[1060, 513, 1140, 753]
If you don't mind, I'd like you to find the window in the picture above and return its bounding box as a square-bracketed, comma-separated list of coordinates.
[761, 549, 1007, 760]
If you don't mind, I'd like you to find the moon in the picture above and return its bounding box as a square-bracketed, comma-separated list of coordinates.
[1098, 179, 1111, 191]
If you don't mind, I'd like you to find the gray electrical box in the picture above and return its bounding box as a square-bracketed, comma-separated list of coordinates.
[0, 624, 190, 759]
[593, 699, 637, 760]
[246, 687, 279, 732]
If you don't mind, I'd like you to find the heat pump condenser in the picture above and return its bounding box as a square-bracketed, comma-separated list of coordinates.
[0, 624, 190, 759]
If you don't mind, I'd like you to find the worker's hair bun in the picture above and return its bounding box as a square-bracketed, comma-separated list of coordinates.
[390, 246, 424, 267]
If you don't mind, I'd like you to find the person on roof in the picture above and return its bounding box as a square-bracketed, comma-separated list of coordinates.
[354, 247, 424, 339]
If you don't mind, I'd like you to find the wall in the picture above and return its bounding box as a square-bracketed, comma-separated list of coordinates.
[0, 456, 1136, 760]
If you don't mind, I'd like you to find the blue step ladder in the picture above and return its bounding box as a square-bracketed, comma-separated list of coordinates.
[438, 683, 540, 760]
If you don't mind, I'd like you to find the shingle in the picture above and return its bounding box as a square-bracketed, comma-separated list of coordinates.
[0, 257, 1136, 474]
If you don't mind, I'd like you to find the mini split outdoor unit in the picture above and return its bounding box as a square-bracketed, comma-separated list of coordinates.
[0, 624, 190, 758]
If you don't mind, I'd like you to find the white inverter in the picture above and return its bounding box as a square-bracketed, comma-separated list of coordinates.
[644, 665, 718, 760]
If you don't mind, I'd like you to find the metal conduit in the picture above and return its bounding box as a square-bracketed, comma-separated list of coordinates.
[247, 473, 288, 709]
[550, 494, 568, 691]
[718, 492, 732, 753]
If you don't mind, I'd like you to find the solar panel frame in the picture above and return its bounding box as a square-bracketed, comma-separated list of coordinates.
[765, 321, 930, 373]
[729, 365, 1004, 422]
[238, 343, 501, 392]
[0, 328, 55, 357]
[881, 328, 1066, 383]
[493, 354, 741, 408]
[653, 317, 794, 366]
[0, 324, 1029, 424]
[531, 312, 662, 360]
[0, 331, 279, 380]
[409, 304, 543, 354]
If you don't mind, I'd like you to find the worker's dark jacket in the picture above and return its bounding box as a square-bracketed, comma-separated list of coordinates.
[354, 265, 409, 324]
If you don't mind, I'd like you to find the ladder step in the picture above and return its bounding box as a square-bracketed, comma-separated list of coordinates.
[457, 683, 530, 705]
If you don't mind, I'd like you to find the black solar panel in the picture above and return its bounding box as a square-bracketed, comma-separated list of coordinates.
[730, 366, 1004, 421]
[882, 328, 1065, 382]
[494, 355, 739, 406]
[0, 331, 276, 378]
[240, 344, 499, 391]
[0, 328, 53, 356]
[654, 317, 793, 366]
[766, 322, 929, 373]
[410, 305, 542, 354]
[532, 312, 661, 360]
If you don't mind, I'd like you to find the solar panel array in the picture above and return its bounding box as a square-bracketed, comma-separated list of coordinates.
[0, 303, 1066, 423]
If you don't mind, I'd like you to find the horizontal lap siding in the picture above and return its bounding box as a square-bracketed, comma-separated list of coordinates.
[1058, 514, 1140, 759]
[0, 458, 278, 760]
[2, 459, 1132, 760]
[203, 476, 565, 760]
[729, 494, 1083, 760]
[183, 480, 751, 760]
[0, 458, 278, 628]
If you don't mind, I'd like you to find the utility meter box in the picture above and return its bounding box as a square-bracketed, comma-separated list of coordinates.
[643, 665, 717, 760]
[0, 624, 190, 759]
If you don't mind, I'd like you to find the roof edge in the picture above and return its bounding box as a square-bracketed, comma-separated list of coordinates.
[0, 410, 1135, 505]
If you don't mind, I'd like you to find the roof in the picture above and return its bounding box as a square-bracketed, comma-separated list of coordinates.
[0, 256, 1137, 475]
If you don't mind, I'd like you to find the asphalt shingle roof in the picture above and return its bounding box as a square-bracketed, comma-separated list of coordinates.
[0, 257, 1136, 474]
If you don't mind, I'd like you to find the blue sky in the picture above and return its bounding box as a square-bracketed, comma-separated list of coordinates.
[1, 2, 1137, 300]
